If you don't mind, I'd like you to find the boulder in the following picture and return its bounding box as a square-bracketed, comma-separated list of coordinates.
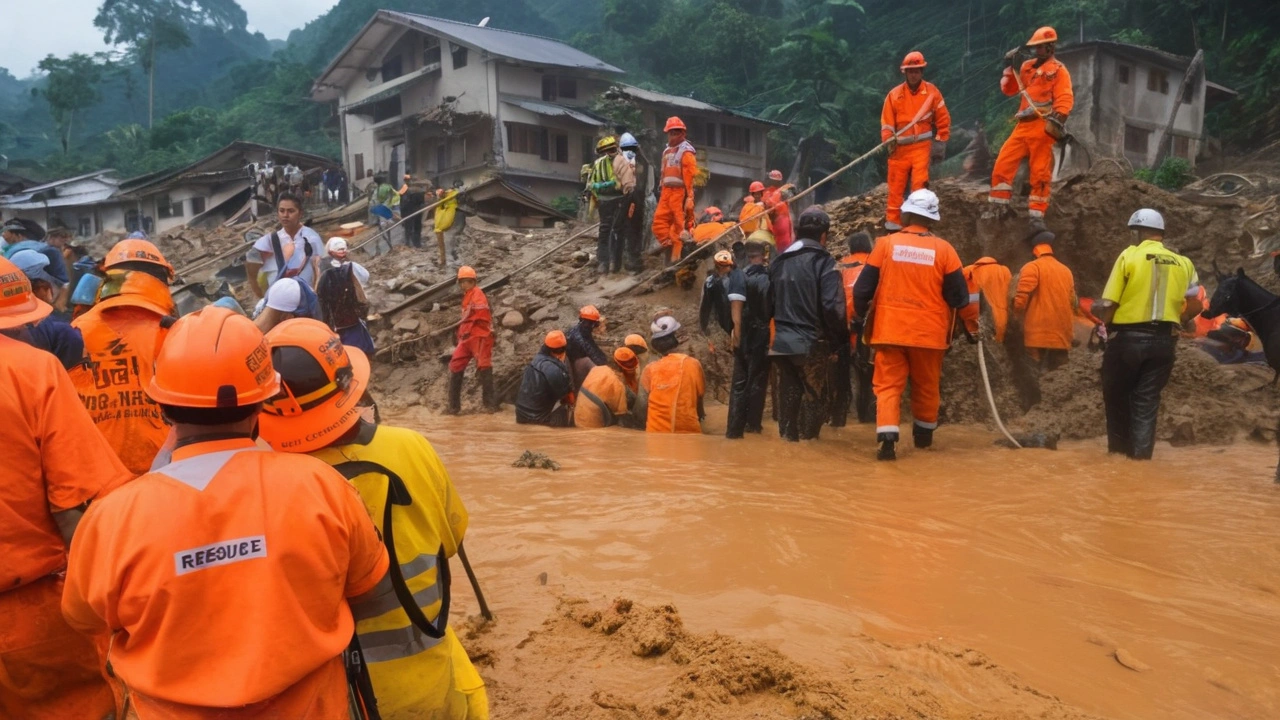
[502, 310, 525, 329]
[530, 306, 555, 322]
[393, 317, 421, 333]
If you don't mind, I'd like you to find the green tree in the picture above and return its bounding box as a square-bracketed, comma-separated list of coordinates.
[33, 54, 111, 154]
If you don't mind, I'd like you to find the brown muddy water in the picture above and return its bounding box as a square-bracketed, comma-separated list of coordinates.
[392, 406, 1280, 719]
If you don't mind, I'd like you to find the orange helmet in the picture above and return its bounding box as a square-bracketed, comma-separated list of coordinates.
[260, 318, 371, 453]
[544, 330, 567, 351]
[749, 181, 765, 193]
[1027, 26, 1058, 46]
[95, 268, 177, 317]
[579, 305, 602, 322]
[703, 206, 724, 222]
[147, 306, 280, 408]
[624, 333, 648, 354]
[1224, 317, 1252, 333]
[104, 238, 174, 282]
[613, 347, 639, 370]
[664, 116, 687, 132]
[901, 51, 927, 70]
[457, 265, 477, 280]
[0, 256, 53, 330]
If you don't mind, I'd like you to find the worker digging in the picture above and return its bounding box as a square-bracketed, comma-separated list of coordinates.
[7, 14, 1280, 720]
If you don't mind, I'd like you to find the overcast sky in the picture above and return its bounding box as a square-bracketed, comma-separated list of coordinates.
[3, 0, 338, 78]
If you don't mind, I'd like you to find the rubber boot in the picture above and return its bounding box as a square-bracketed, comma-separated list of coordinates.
[445, 371, 464, 415]
[877, 432, 898, 461]
[479, 368, 498, 412]
[912, 423, 934, 449]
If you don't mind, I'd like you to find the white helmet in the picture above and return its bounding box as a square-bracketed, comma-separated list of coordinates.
[619, 132, 639, 149]
[1127, 208, 1164, 232]
[901, 189, 941, 221]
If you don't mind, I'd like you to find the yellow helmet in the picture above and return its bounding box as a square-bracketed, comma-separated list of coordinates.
[596, 135, 619, 153]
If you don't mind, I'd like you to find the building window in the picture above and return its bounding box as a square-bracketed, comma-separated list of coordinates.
[1118, 64, 1130, 84]
[354, 153, 365, 181]
[581, 135, 594, 163]
[381, 55, 403, 83]
[372, 95, 402, 123]
[553, 133, 569, 163]
[451, 43, 468, 70]
[541, 75, 578, 102]
[190, 197, 206, 215]
[1124, 124, 1150, 155]
[423, 36, 441, 67]
[78, 217, 92, 236]
[705, 123, 717, 148]
[720, 124, 751, 153]
[156, 195, 183, 219]
[1174, 135, 1192, 159]
[126, 210, 142, 232]
[434, 138, 468, 171]
[506, 122, 546, 156]
[1148, 69, 1169, 94]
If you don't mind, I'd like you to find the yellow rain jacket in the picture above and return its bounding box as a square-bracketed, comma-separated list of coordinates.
[314, 424, 488, 719]
[434, 190, 459, 234]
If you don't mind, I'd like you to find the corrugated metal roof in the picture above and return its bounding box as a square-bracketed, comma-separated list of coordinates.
[503, 98, 605, 126]
[1, 187, 119, 210]
[341, 65, 436, 113]
[11, 170, 119, 196]
[388, 12, 623, 74]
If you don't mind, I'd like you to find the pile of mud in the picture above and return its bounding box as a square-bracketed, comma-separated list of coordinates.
[462, 595, 1099, 719]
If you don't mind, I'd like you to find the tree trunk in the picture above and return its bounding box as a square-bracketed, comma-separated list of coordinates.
[1152, 49, 1204, 168]
[65, 110, 73, 154]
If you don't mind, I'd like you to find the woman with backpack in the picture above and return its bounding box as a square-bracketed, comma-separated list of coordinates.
[317, 237, 375, 355]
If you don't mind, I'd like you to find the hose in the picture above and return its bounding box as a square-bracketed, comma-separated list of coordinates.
[976, 338, 1022, 448]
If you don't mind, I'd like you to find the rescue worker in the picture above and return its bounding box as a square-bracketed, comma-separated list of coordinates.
[587, 135, 637, 275]
[699, 250, 744, 345]
[69, 238, 176, 476]
[624, 333, 649, 366]
[447, 265, 497, 414]
[739, 182, 772, 236]
[3, 218, 71, 310]
[989, 26, 1074, 223]
[619, 132, 650, 273]
[515, 330, 574, 427]
[762, 170, 794, 252]
[61, 306, 391, 718]
[726, 239, 773, 439]
[652, 117, 698, 263]
[435, 187, 461, 267]
[253, 276, 321, 333]
[639, 315, 705, 433]
[565, 304, 609, 389]
[691, 207, 733, 245]
[964, 256, 1013, 343]
[245, 193, 325, 299]
[400, 181, 427, 249]
[9, 248, 84, 369]
[574, 346, 642, 429]
[769, 206, 848, 442]
[260, 319, 489, 719]
[317, 237, 375, 355]
[1011, 231, 1076, 409]
[0, 257, 129, 720]
[852, 189, 972, 460]
[881, 51, 951, 231]
[833, 232, 874, 427]
[1093, 209, 1200, 460]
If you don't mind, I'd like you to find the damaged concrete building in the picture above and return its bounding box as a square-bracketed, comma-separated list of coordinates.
[310, 11, 778, 226]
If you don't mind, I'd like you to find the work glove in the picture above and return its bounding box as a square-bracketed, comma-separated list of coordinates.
[931, 140, 946, 161]
[1004, 47, 1021, 67]
[886, 137, 898, 153]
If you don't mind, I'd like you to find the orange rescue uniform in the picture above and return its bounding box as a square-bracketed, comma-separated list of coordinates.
[739, 199, 770, 234]
[574, 365, 631, 428]
[964, 257, 1013, 343]
[863, 228, 966, 434]
[692, 220, 734, 244]
[70, 272, 175, 477]
[449, 285, 493, 373]
[1, 336, 129, 720]
[652, 140, 698, 261]
[989, 57, 1073, 218]
[881, 81, 950, 226]
[762, 186, 794, 252]
[640, 353, 705, 433]
[839, 252, 870, 349]
[1013, 244, 1076, 351]
[62, 438, 390, 720]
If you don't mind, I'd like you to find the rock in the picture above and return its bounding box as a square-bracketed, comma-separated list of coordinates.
[431, 303, 441, 313]
[1114, 648, 1151, 672]
[530, 306, 555, 322]
[502, 310, 525, 329]
[512, 450, 559, 470]
[386, 293, 406, 305]
[1169, 417, 1196, 446]
[393, 317, 420, 333]
[570, 250, 591, 267]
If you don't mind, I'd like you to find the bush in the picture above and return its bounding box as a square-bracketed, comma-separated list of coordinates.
[551, 194, 579, 216]
[1135, 157, 1193, 191]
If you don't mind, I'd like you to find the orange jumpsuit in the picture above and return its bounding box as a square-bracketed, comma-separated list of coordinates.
[989, 57, 1073, 218]
[964, 257, 1013, 343]
[862, 228, 968, 434]
[449, 285, 493, 373]
[692, 221, 734, 244]
[0, 335, 130, 720]
[1013, 244, 1076, 356]
[762, 185, 794, 252]
[652, 140, 698, 261]
[62, 438, 389, 720]
[881, 80, 950, 227]
[640, 352, 705, 433]
[839, 252, 870, 349]
[739, 198, 770, 234]
[70, 271, 175, 477]
[574, 365, 631, 428]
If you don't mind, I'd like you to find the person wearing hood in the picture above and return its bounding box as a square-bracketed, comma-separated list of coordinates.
[69, 238, 178, 477]
[515, 331, 575, 427]
[768, 206, 848, 441]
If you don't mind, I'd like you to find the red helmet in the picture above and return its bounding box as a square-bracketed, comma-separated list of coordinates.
[901, 51, 927, 70]
[768, 169, 784, 182]
[457, 265, 477, 280]
[663, 116, 687, 132]
[1027, 26, 1058, 46]
[749, 181, 765, 193]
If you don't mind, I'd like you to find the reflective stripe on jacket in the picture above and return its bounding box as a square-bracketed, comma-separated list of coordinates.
[880, 81, 951, 144]
[660, 141, 697, 190]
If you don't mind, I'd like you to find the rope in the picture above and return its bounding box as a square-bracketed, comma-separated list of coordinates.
[977, 338, 1022, 448]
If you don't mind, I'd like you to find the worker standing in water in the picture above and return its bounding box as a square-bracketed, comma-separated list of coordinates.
[1092, 209, 1201, 460]
[260, 319, 488, 719]
[446, 265, 497, 415]
[70, 238, 177, 477]
[726, 239, 773, 438]
[989, 26, 1073, 224]
[575, 347, 642, 429]
[639, 315, 705, 433]
[1011, 230, 1076, 409]
[652, 117, 698, 263]
[565, 305, 609, 389]
[881, 51, 951, 231]
[0, 257, 130, 720]
[852, 189, 973, 460]
[61, 307, 391, 719]
[833, 231, 874, 426]
[516, 330, 575, 427]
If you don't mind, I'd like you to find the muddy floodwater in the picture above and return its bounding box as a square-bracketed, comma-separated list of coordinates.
[392, 406, 1280, 719]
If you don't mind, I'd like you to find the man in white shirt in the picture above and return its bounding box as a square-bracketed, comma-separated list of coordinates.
[245, 193, 324, 299]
